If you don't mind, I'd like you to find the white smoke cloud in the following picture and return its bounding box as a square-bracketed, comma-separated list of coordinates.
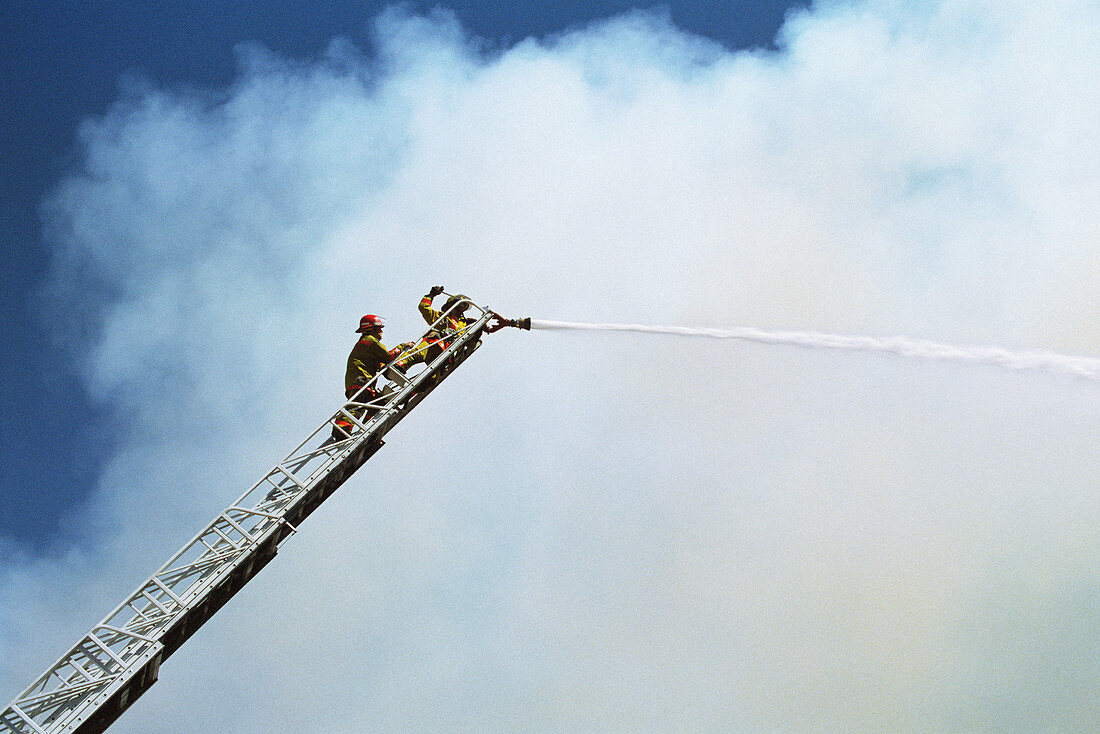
[4, 2, 1099, 731]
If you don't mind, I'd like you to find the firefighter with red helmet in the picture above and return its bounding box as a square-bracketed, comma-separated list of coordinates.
[395, 286, 476, 371]
[332, 314, 412, 441]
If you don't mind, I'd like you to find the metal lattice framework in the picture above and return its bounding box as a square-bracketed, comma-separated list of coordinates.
[2, 298, 494, 734]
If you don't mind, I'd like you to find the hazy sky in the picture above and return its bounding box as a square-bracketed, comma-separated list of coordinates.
[2, 1, 1098, 732]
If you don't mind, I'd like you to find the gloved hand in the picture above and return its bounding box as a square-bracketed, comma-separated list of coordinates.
[390, 341, 415, 358]
[428, 285, 445, 298]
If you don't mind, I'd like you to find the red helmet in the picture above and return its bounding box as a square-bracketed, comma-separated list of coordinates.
[357, 314, 385, 333]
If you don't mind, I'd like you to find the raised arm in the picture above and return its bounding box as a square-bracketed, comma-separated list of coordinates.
[418, 284, 445, 325]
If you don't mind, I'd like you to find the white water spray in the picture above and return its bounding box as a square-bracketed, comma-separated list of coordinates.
[529, 320, 1100, 382]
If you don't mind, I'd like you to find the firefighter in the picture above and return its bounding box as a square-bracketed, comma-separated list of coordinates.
[395, 286, 476, 371]
[332, 314, 412, 441]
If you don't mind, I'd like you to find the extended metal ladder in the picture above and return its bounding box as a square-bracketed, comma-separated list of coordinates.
[1, 299, 495, 734]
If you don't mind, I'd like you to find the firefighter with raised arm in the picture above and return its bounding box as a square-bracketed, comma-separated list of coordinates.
[332, 314, 413, 441]
[395, 285, 478, 371]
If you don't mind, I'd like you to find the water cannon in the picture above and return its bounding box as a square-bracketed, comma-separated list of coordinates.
[485, 313, 531, 333]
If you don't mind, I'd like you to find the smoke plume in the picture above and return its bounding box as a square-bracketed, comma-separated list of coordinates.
[3, 3, 1098, 731]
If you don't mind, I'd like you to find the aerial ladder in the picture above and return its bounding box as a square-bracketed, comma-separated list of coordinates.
[1, 296, 529, 734]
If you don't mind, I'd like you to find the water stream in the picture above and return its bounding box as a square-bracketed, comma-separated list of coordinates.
[529, 319, 1100, 381]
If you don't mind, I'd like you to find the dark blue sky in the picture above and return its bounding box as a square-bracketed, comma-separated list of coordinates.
[1, 1, 805, 551]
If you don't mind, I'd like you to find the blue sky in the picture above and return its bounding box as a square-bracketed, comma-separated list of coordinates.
[2, 1, 1098, 731]
[1, 1, 802, 549]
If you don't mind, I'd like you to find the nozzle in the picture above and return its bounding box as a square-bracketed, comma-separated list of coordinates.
[485, 314, 532, 333]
